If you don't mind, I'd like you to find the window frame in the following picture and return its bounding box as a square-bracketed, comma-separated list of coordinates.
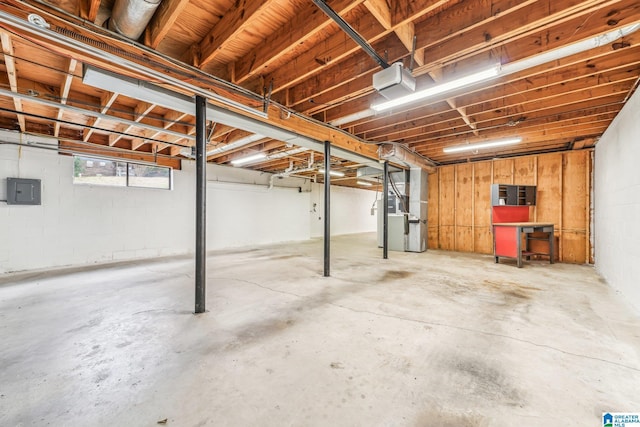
[72, 155, 173, 190]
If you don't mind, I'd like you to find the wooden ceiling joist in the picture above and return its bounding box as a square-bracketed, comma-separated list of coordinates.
[196, 0, 276, 69]
[145, 0, 191, 49]
[0, 0, 638, 167]
[231, 0, 366, 85]
[53, 58, 77, 137]
[0, 0, 381, 164]
[359, 57, 640, 140]
[80, 0, 101, 23]
[0, 30, 25, 132]
[305, 0, 638, 121]
[109, 102, 156, 147]
[83, 91, 119, 142]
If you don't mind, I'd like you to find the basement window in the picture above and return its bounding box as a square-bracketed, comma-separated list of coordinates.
[73, 155, 171, 190]
[127, 163, 171, 190]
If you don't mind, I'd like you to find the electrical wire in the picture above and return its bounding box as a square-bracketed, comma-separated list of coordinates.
[371, 179, 379, 211]
[388, 172, 408, 213]
[0, 84, 196, 133]
[0, 106, 190, 148]
[0, 137, 178, 161]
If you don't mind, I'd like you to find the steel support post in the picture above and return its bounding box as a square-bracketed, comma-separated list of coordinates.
[383, 160, 389, 259]
[324, 141, 331, 277]
[195, 95, 207, 313]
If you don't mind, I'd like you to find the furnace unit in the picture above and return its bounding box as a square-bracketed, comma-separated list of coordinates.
[377, 167, 428, 252]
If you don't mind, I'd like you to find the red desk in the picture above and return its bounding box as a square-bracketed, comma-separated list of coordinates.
[493, 222, 554, 268]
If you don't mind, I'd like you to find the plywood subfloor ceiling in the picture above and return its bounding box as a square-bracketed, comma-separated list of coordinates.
[0, 0, 638, 185]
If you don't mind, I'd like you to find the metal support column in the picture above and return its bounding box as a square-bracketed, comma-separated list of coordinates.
[383, 161, 389, 259]
[324, 141, 331, 277]
[194, 95, 207, 314]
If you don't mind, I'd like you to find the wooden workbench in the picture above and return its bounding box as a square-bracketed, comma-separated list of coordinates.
[493, 222, 555, 268]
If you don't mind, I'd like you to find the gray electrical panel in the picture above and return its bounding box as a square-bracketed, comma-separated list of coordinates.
[7, 178, 42, 205]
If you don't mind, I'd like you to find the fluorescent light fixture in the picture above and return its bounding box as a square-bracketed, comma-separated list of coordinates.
[319, 169, 345, 177]
[81, 67, 382, 169]
[267, 147, 308, 160]
[501, 22, 640, 76]
[371, 66, 500, 112]
[357, 180, 373, 186]
[329, 109, 376, 126]
[443, 137, 522, 153]
[346, 22, 640, 120]
[231, 152, 266, 166]
[207, 133, 264, 156]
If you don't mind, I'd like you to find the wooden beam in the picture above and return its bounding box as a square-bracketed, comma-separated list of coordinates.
[83, 91, 119, 142]
[60, 139, 182, 169]
[320, 1, 640, 124]
[212, 139, 283, 163]
[109, 102, 156, 146]
[257, 0, 449, 98]
[445, 100, 479, 136]
[411, 118, 614, 150]
[0, 0, 379, 163]
[274, 31, 407, 106]
[197, 0, 274, 68]
[54, 58, 77, 137]
[231, 0, 365, 84]
[425, 66, 478, 135]
[145, 0, 190, 49]
[297, 0, 631, 117]
[170, 146, 183, 157]
[247, 0, 447, 96]
[406, 110, 617, 148]
[366, 100, 624, 143]
[465, 74, 637, 118]
[353, 44, 640, 137]
[135, 110, 190, 151]
[412, 0, 626, 77]
[80, 0, 101, 22]
[364, 0, 392, 30]
[394, 22, 424, 66]
[382, 88, 624, 144]
[0, 30, 25, 132]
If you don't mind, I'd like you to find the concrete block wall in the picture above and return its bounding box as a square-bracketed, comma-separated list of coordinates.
[594, 88, 640, 313]
[0, 138, 193, 272]
[0, 131, 377, 273]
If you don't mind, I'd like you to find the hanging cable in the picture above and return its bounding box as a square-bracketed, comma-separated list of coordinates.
[388, 172, 408, 213]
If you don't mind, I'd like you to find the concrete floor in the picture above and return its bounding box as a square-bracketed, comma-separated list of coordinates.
[1, 233, 639, 426]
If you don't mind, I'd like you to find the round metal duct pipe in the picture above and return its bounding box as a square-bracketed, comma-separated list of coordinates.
[109, 0, 161, 40]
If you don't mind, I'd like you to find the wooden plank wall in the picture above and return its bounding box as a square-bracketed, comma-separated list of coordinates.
[427, 150, 592, 264]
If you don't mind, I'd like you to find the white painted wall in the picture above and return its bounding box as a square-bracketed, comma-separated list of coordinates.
[204, 170, 311, 250]
[0, 130, 377, 273]
[0, 139, 194, 273]
[594, 88, 640, 313]
[310, 182, 378, 238]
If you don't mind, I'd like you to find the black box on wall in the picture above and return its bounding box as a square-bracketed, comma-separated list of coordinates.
[6, 178, 41, 205]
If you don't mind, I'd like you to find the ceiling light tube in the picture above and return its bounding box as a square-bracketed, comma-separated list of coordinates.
[231, 152, 266, 166]
[443, 137, 522, 153]
[206, 133, 265, 156]
[371, 66, 500, 112]
[362, 22, 640, 117]
[357, 180, 373, 186]
[82, 66, 383, 169]
[501, 22, 640, 76]
[319, 169, 345, 177]
[329, 109, 376, 126]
